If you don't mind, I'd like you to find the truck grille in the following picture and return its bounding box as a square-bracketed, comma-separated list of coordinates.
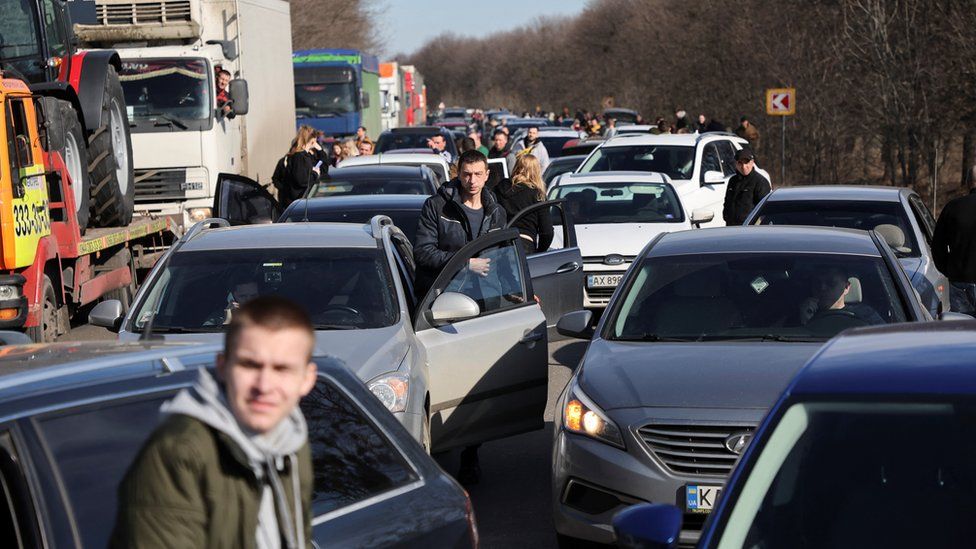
[638, 423, 756, 477]
[95, 0, 192, 25]
[134, 168, 186, 202]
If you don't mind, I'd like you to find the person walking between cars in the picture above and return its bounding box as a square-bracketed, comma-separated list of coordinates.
[735, 116, 760, 149]
[111, 296, 318, 549]
[932, 179, 976, 316]
[509, 126, 550, 174]
[496, 154, 554, 256]
[414, 150, 507, 486]
[723, 148, 770, 226]
[272, 126, 328, 210]
[486, 129, 512, 190]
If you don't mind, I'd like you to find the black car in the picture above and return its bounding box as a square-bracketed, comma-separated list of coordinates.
[0, 341, 476, 548]
[543, 155, 588, 186]
[307, 165, 440, 198]
[376, 127, 459, 158]
[281, 195, 429, 242]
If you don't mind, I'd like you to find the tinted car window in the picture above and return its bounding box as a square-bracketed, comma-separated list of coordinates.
[376, 132, 458, 157]
[552, 182, 684, 224]
[281, 209, 421, 243]
[715, 140, 738, 176]
[544, 157, 585, 185]
[309, 178, 431, 197]
[579, 145, 696, 180]
[301, 378, 417, 515]
[753, 200, 921, 257]
[539, 136, 578, 158]
[38, 393, 172, 549]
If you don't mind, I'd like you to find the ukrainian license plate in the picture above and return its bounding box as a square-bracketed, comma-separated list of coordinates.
[685, 484, 722, 513]
[586, 274, 623, 289]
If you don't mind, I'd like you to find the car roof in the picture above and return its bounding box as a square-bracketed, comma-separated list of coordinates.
[327, 164, 427, 178]
[556, 171, 671, 185]
[601, 132, 741, 147]
[790, 322, 976, 397]
[764, 185, 909, 203]
[648, 226, 882, 257]
[538, 128, 585, 136]
[178, 222, 378, 252]
[284, 195, 427, 217]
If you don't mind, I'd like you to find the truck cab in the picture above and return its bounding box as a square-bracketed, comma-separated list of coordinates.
[293, 49, 381, 138]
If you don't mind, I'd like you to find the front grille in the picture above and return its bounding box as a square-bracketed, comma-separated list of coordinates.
[96, 0, 192, 25]
[134, 168, 186, 202]
[638, 423, 756, 477]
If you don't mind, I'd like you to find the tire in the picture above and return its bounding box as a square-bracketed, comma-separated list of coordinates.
[41, 97, 91, 232]
[27, 277, 58, 343]
[87, 64, 134, 227]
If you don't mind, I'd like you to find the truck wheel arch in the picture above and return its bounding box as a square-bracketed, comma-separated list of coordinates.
[71, 50, 123, 135]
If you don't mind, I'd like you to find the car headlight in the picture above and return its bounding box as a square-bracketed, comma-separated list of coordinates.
[563, 380, 625, 449]
[187, 207, 212, 222]
[0, 285, 20, 301]
[368, 372, 410, 413]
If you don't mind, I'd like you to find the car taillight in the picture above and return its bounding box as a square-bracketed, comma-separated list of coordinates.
[464, 490, 479, 548]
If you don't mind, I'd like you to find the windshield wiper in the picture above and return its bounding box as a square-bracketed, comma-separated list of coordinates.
[719, 334, 828, 343]
[313, 324, 358, 330]
[151, 114, 189, 130]
[614, 333, 699, 342]
[147, 326, 223, 334]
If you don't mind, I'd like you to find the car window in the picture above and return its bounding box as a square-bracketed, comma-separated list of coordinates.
[301, 378, 418, 516]
[309, 178, 431, 197]
[37, 393, 174, 549]
[551, 182, 684, 224]
[701, 143, 722, 176]
[908, 195, 936, 244]
[440, 239, 528, 316]
[715, 140, 738, 176]
[130, 248, 399, 332]
[716, 401, 976, 549]
[0, 431, 41, 549]
[578, 145, 696, 180]
[611, 252, 909, 342]
[543, 158, 584, 185]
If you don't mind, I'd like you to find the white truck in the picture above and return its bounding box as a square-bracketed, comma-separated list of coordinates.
[379, 61, 403, 131]
[74, 0, 296, 227]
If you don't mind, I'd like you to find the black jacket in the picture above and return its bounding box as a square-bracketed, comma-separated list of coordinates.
[723, 169, 770, 226]
[933, 190, 976, 283]
[414, 180, 508, 297]
[273, 150, 329, 210]
[494, 178, 553, 254]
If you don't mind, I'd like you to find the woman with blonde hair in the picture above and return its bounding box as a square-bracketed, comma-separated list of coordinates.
[341, 138, 359, 159]
[272, 125, 327, 208]
[495, 154, 554, 255]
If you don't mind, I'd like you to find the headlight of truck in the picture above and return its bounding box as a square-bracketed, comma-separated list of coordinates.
[563, 380, 625, 449]
[368, 372, 410, 413]
[187, 207, 212, 222]
[0, 285, 20, 301]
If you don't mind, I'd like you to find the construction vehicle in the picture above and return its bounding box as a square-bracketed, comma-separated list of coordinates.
[0, 74, 175, 342]
[0, 0, 135, 230]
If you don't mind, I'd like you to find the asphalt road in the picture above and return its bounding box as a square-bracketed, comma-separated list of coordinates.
[61, 323, 600, 548]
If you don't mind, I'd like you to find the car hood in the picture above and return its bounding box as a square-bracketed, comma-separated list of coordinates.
[578, 338, 824, 410]
[119, 325, 408, 382]
[575, 223, 690, 258]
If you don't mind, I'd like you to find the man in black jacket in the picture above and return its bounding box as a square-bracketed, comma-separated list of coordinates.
[723, 148, 770, 226]
[486, 129, 512, 190]
[932, 181, 976, 315]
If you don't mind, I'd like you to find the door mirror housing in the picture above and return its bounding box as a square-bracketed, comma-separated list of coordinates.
[613, 503, 683, 549]
[360, 89, 370, 109]
[690, 209, 714, 227]
[702, 170, 725, 185]
[427, 292, 480, 325]
[89, 300, 124, 332]
[228, 79, 249, 115]
[556, 310, 593, 339]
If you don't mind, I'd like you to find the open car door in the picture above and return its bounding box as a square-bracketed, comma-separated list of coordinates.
[415, 228, 548, 453]
[507, 199, 583, 338]
[213, 173, 281, 225]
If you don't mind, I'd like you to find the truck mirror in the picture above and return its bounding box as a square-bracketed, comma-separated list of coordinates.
[14, 136, 31, 168]
[360, 89, 370, 109]
[229, 79, 249, 115]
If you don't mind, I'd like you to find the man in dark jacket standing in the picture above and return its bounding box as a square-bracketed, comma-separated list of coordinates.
[112, 297, 317, 548]
[486, 129, 512, 190]
[932, 181, 976, 315]
[723, 148, 770, 226]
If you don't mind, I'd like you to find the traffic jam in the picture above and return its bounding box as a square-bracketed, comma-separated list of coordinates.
[1, 0, 976, 548]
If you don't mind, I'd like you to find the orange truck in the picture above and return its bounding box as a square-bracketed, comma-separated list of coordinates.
[0, 75, 175, 342]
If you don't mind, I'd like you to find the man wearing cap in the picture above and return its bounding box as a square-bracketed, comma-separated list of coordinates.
[723, 147, 770, 226]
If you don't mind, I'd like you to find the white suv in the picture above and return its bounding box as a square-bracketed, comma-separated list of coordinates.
[548, 172, 711, 308]
[575, 133, 770, 227]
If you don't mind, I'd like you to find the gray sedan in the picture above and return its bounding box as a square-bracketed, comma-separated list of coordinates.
[551, 226, 932, 546]
[744, 185, 949, 316]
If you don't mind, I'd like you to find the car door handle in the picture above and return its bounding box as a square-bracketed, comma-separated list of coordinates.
[555, 261, 581, 274]
[520, 331, 544, 344]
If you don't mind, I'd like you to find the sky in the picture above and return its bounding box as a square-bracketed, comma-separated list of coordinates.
[380, 0, 590, 57]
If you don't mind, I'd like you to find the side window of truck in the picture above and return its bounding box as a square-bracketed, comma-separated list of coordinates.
[7, 99, 34, 168]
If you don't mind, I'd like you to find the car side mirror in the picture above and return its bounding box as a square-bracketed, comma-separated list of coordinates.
[360, 89, 370, 109]
[556, 310, 593, 339]
[702, 170, 725, 186]
[229, 79, 249, 115]
[612, 503, 683, 549]
[89, 299, 125, 332]
[690, 209, 714, 228]
[427, 292, 480, 325]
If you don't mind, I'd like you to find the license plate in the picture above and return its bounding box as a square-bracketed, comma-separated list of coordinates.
[685, 484, 722, 513]
[587, 274, 623, 289]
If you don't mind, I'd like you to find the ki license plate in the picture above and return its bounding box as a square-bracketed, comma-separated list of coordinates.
[685, 484, 722, 513]
[587, 273, 623, 289]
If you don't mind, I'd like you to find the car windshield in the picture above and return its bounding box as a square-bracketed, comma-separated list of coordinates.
[716, 401, 976, 548]
[130, 248, 397, 332]
[578, 145, 696, 180]
[120, 58, 212, 130]
[610, 252, 908, 342]
[308, 178, 430, 197]
[282, 209, 421, 243]
[551, 182, 684, 224]
[752, 200, 920, 258]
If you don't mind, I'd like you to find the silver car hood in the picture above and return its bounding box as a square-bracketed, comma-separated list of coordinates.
[119, 325, 408, 382]
[578, 338, 823, 410]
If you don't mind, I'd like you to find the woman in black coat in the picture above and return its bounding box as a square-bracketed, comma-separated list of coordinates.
[273, 125, 329, 209]
[494, 153, 554, 256]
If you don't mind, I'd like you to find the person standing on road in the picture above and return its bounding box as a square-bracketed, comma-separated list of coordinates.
[496, 154, 554, 255]
[509, 126, 550, 173]
[355, 125, 368, 147]
[470, 130, 489, 156]
[487, 129, 512, 190]
[735, 116, 760, 149]
[357, 137, 375, 156]
[428, 134, 455, 163]
[274, 126, 328, 210]
[111, 296, 317, 549]
[723, 148, 770, 226]
[932, 181, 976, 316]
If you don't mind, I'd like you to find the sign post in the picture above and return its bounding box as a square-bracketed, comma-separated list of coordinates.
[766, 88, 795, 185]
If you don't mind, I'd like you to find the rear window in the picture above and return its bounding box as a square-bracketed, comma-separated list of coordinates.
[282, 209, 421, 243]
[578, 145, 696, 180]
[309, 178, 431, 197]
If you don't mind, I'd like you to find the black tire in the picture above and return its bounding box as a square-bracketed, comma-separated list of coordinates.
[88, 64, 134, 227]
[26, 276, 58, 343]
[41, 97, 91, 232]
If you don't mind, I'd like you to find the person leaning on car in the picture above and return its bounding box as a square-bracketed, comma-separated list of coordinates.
[932, 177, 976, 316]
[723, 147, 770, 226]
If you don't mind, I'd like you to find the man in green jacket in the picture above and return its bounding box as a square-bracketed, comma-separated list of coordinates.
[112, 296, 318, 548]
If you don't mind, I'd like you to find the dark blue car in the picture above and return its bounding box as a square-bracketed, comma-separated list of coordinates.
[614, 321, 976, 549]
